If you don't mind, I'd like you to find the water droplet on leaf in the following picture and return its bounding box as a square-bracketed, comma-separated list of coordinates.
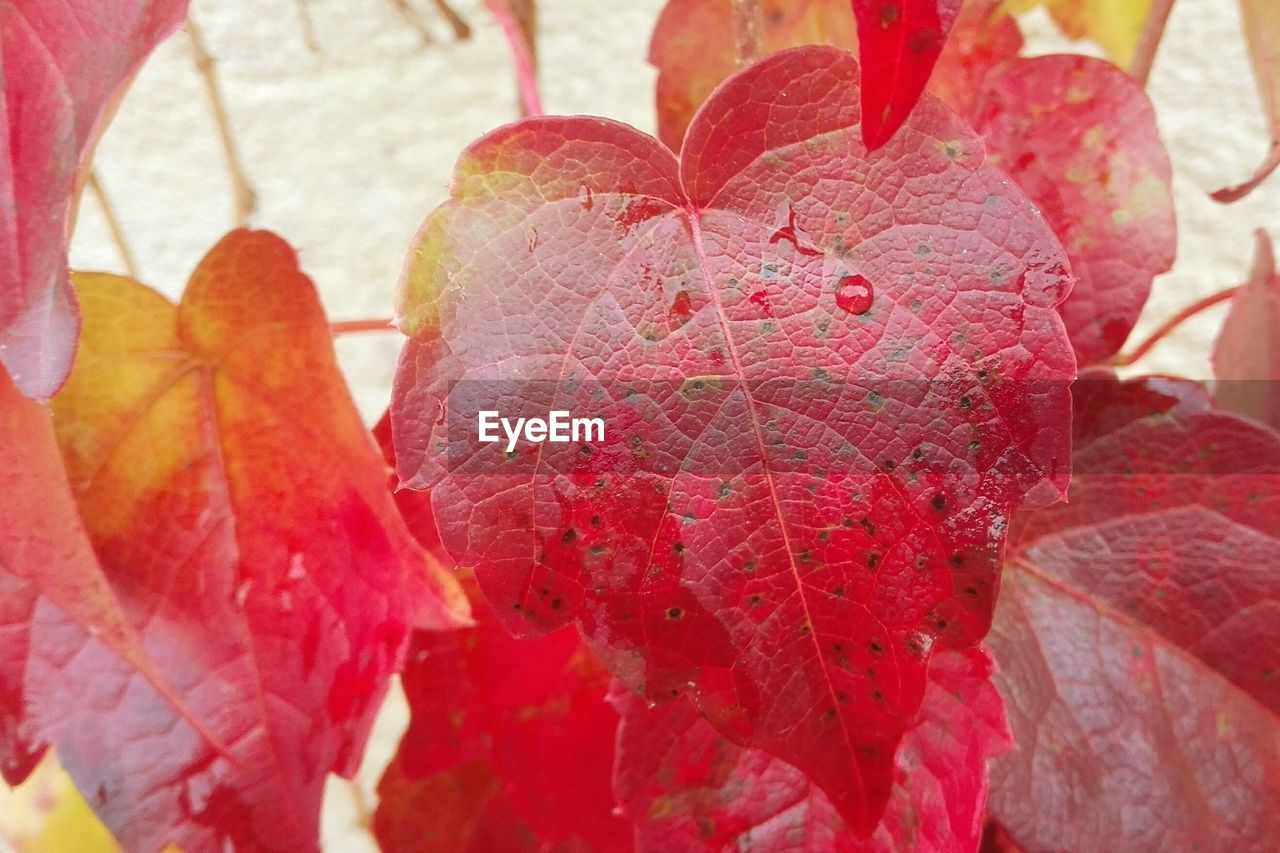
[835, 275, 874, 315]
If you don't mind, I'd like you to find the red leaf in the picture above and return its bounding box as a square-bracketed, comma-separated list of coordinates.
[1213, 230, 1280, 431]
[851, 0, 962, 150]
[0, 366, 223, 787]
[0, 0, 189, 399]
[373, 415, 630, 852]
[613, 648, 1012, 851]
[926, 1, 1022, 118]
[391, 45, 1074, 833]
[39, 231, 467, 851]
[971, 55, 1176, 365]
[375, 586, 629, 852]
[988, 373, 1280, 849]
[648, 0, 1018, 154]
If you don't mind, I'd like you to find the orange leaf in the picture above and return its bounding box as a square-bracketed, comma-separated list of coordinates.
[42, 230, 467, 851]
[1, 365, 222, 785]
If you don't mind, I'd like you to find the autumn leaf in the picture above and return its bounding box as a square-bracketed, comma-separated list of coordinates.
[971, 54, 1176, 364]
[390, 45, 1074, 833]
[375, 584, 628, 852]
[0, 753, 120, 853]
[926, 0, 1024, 117]
[612, 648, 1011, 851]
[1213, 0, 1280, 202]
[0, 0, 190, 399]
[1004, 0, 1152, 67]
[648, 0, 1017, 152]
[1213, 230, 1280, 431]
[851, 0, 962, 150]
[39, 230, 467, 852]
[373, 415, 629, 852]
[1, 364, 220, 787]
[988, 373, 1280, 849]
[650, 1, 1163, 366]
[649, 0, 857, 152]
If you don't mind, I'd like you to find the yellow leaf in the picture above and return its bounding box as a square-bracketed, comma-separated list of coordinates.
[1005, 0, 1152, 65]
[0, 753, 119, 853]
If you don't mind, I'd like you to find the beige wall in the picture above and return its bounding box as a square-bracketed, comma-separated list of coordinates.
[58, 0, 1280, 847]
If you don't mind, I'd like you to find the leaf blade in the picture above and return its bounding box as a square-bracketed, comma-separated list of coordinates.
[1213, 230, 1280, 430]
[392, 45, 1074, 833]
[43, 230, 466, 851]
[850, 0, 963, 150]
[990, 374, 1280, 849]
[0, 0, 189, 398]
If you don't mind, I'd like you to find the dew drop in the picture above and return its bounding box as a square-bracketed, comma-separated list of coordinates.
[835, 275, 874, 315]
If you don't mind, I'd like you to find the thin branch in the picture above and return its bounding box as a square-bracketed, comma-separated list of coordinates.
[487, 0, 543, 117]
[187, 15, 258, 227]
[731, 0, 765, 68]
[1111, 286, 1239, 366]
[293, 0, 322, 53]
[86, 169, 140, 279]
[427, 0, 472, 40]
[1129, 0, 1176, 87]
[389, 0, 435, 45]
[348, 780, 374, 830]
[331, 318, 396, 336]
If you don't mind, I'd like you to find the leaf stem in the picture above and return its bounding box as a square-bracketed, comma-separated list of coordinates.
[1111, 286, 1238, 366]
[187, 16, 258, 227]
[86, 169, 140, 280]
[1129, 0, 1176, 87]
[487, 0, 542, 116]
[331, 318, 397, 336]
[731, 0, 765, 68]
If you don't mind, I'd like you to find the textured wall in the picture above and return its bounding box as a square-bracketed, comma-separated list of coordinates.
[60, 0, 1280, 847]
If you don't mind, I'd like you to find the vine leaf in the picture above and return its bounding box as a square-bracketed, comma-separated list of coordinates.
[851, 0, 962, 150]
[0, 0, 190, 399]
[1213, 230, 1280, 430]
[649, 1, 1171, 366]
[1, 368, 218, 787]
[42, 230, 467, 851]
[989, 373, 1280, 850]
[1213, 0, 1280, 202]
[372, 414, 629, 852]
[390, 45, 1074, 833]
[613, 647, 1011, 851]
[648, 0, 1016, 153]
[971, 55, 1176, 365]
